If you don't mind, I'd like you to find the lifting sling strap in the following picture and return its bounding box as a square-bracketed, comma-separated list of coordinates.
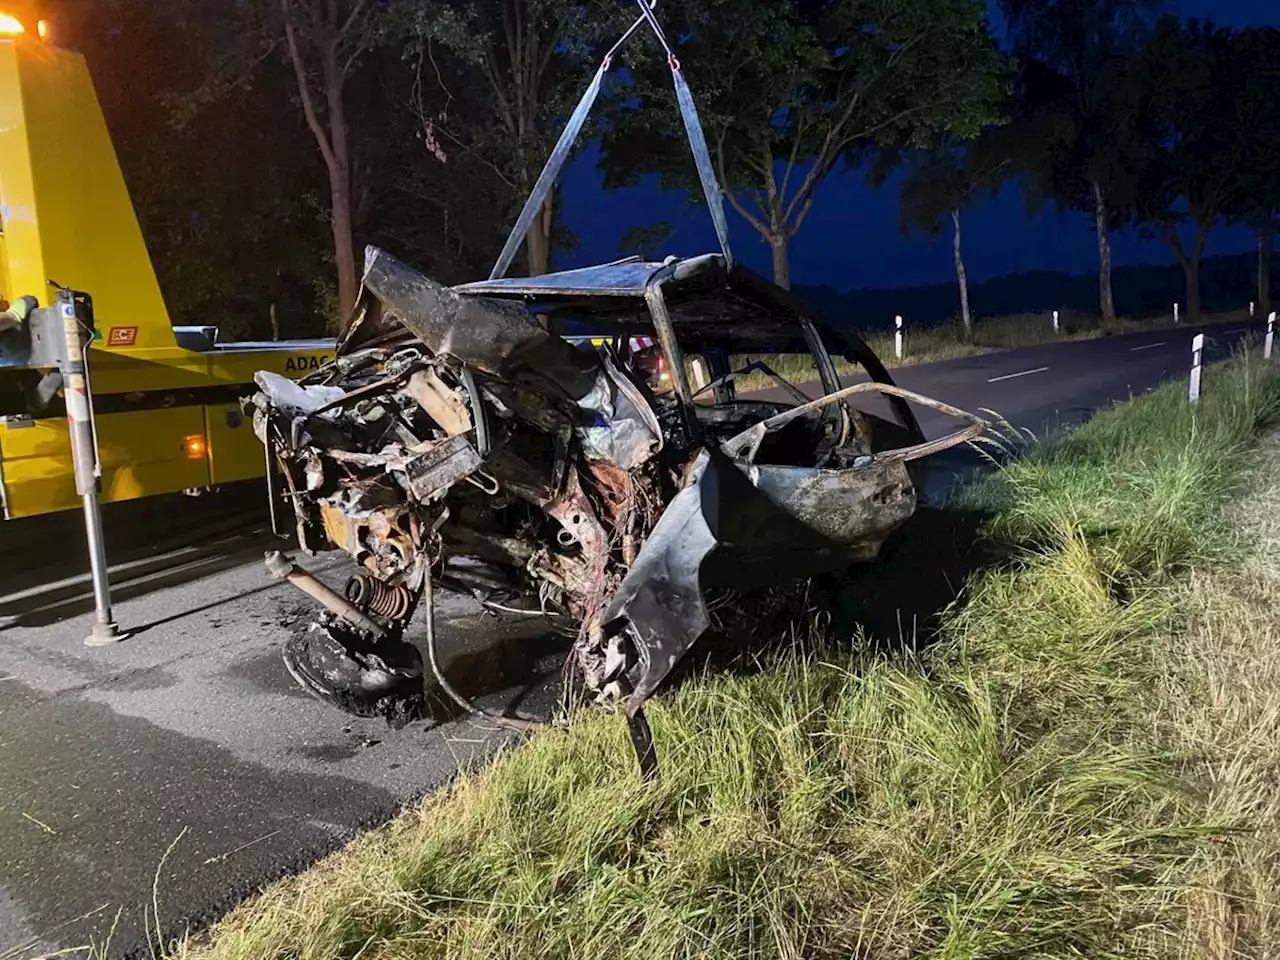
[488, 0, 734, 281]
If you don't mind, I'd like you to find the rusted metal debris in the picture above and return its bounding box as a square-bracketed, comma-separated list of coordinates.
[248, 247, 988, 767]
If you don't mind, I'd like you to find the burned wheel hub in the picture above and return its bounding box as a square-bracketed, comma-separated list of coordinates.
[282, 620, 425, 730]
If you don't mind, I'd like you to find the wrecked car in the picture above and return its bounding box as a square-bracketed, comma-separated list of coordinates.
[246, 0, 988, 772]
[246, 246, 987, 770]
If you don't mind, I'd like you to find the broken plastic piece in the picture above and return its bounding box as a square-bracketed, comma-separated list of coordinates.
[253, 371, 345, 417]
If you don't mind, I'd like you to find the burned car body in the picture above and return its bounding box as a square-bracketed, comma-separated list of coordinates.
[246, 1, 991, 773]
[247, 247, 987, 747]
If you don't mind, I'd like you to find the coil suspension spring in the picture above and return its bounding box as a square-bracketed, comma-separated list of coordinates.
[345, 575, 413, 621]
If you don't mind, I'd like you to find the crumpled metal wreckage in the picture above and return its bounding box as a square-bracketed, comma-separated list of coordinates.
[247, 247, 988, 776]
[248, 0, 990, 777]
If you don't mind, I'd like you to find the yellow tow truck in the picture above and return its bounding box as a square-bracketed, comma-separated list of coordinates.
[0, 4, 333, 520]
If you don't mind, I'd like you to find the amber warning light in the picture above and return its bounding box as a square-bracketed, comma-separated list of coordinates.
[0, 13, 53, 41]
[183, 435, 208, 459]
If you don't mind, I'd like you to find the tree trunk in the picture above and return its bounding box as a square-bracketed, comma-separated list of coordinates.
[1185, 218, 1210, 323]
[524, 191, 553, 276]
[1092, 179, 1116, 324]
[325, 50, 357, 324]
[280, 3, 360, 326]
[770, 235, 790, 291]
[1259, 230, 1272, 319]
[330, 182, 357, 325]
[1182, 257, 1202, 323]
[951, 208, 971, 332]
[1158, 219, 1208, 323]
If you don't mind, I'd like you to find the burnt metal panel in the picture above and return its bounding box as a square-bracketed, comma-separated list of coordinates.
[605, 447, 917, 714]
[359, 247, 550, 376]
[457, 261, 668, 298]
[353, 247, 601, 400]
[456, 255, 729, 301]
[401, 435, 483, 502]
[748, 461, 915, 553]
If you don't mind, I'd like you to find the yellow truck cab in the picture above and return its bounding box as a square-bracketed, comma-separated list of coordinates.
[0, 8, 333, 518]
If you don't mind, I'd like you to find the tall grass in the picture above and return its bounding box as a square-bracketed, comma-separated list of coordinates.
[1154, 436, 1280, 955]
[179, 351, 1280, 960]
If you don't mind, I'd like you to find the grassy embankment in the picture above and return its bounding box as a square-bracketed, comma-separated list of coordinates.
[178, 346, 1280, 959]
[725, 307, 1249, 392]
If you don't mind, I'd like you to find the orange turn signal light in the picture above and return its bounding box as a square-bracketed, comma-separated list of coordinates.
[183, 435, 208, 459]
[0, 14, 24, 36]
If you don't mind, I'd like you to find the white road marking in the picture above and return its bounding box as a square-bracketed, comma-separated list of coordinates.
[0, 545, 202, 604]
[1129, 341, 1167, 352]
[987, 366, 1049, 383]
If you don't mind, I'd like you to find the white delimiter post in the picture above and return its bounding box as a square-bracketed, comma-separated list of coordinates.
[1266, 312, 1275, 361]
[1250, 301, 1256, 318]
[1052, 310, 1060, 333]
[895, 315, 903, 359]
[1189, 333, 1205, 404]
[1174, 301, 1180, 324]
[690, 357, 709, 391]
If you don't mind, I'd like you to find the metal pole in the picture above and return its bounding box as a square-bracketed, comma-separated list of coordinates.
[264, 427, 283, 538]
[55, 288, 127, 646]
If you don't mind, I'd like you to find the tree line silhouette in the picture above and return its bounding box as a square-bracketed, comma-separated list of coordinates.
[55, 0, 1278, 336]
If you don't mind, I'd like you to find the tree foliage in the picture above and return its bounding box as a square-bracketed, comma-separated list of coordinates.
[1217, 27, 1280, 315]
[1223, 29, 1280, 228]
[268, 0, 385, 321]
[60, 0, 331, 340]
[396, 0, 627, 275]
[897, 128, 1025, 326]
[121, 0, 519, 333]
[65, 0, 1280, 344]
[999, 0, 1163, 322]
[601, 0, 1009, 289]
[1115, 19, 1280, 319]
[617, 221, 674, 259]
[898, 131, 1022, 239]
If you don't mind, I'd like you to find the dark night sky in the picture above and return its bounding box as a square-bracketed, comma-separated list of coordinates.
[555, 0, 1279, 293]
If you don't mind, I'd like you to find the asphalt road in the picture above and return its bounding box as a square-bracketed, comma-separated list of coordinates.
[0, 318, 1257, 959]
[849, 320, 1255, 499]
